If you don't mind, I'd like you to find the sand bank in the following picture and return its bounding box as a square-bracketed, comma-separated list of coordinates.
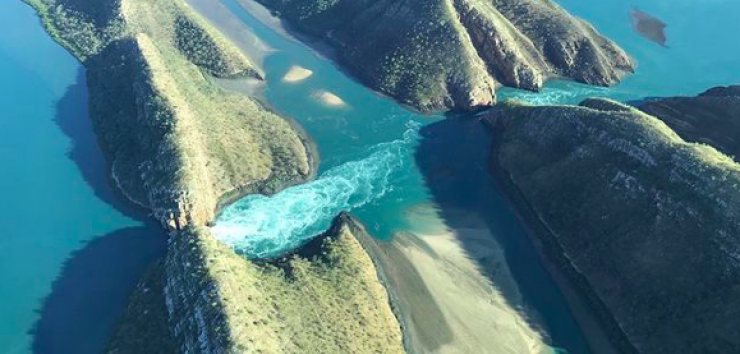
[312, 90, 346, 107]
[282, 65, 313, 82]
[362, 203, 551, 354]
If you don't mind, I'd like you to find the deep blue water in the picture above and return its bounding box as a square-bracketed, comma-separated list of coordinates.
[0, 1, 167, 353]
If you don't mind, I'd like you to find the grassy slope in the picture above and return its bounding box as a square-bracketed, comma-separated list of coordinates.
[166, 215, 404, 354]
[255, 0, 634, 111]
[24, 0, 311, 229]
[636, 85, 740, 159]
[485, 99, 740, 354]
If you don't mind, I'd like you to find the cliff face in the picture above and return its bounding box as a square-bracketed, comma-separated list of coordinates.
[485, 99, 740, 354]
[635, 85, 740, 158]
[26, 0, 312, 230]
[163, 215, 404, 354]
[256, 0, 634, 111]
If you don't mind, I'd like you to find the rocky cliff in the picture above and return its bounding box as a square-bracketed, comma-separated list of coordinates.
[256, 0, 634, 111]
[144, 214, 404, 354]
[484, 99, 740, 354]
[635, 85, 740, 158]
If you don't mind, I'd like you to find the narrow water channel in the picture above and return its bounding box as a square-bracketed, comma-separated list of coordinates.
[198, 0, 740, 352]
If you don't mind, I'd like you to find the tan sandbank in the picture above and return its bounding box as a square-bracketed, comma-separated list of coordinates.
[313, 89, 346, 107]
[282, 65, 313, 82]
[361, 202, 551, 354]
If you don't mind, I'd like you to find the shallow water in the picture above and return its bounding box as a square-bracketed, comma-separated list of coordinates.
[207, 0, 739, 352]
[0, 2, 166, 353]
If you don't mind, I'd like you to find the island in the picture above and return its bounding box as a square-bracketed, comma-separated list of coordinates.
[484, 93, 740, 354]
[251, 0, 635, 111]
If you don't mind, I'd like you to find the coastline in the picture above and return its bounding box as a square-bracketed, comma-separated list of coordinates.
[485, 123, 636, 354]
[209, 87, 320, 221]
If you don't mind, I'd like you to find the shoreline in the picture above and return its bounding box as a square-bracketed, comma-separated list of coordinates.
[359, 206, 552, 354]
[209, 81, 321, 222]
[231, 0, 441, 115]
[485, 122, 636, 354]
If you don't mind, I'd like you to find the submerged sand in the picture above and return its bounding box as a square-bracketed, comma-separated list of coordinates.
[283, 65, 313, 82]
[363, 203, 551, 354]
[312, 90, 346, 107]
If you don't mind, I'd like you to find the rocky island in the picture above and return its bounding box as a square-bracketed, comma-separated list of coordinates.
[484, 95, 740, 354]
[252, 0, 635, 111]
[24, 0, 405, 352]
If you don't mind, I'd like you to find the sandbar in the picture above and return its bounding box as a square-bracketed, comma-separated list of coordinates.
[312, 90, 346, 107]
[282, 65, 313, 82]
[363, 203, 551, 354]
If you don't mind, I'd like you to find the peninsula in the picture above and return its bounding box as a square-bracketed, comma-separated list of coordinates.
[252, 0, 635, 111]
[485, 95, 740, 354]
[24, 0, 405, 352]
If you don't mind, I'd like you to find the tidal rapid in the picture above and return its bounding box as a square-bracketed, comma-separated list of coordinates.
[211, 122, 420, 258]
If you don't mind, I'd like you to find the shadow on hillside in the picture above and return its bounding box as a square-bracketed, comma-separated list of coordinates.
[413, 114, 592, 354]
[29, 68, 167, 354]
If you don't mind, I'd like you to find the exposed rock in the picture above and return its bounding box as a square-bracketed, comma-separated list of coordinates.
[635, 85, 740, 158]
[257, 0, 634, 111]
[484, 99, 740, 354]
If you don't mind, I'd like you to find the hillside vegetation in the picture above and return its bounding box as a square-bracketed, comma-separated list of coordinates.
[636, 85, 740, 159]
[485, 99, 740, 354]
[257, 0, 634, 111]
[164, 215, 404, 354]
[25, 0, 311, 229]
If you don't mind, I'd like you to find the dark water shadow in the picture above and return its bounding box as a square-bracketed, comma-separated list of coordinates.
[29, 68, 168, 354]
[30, 226, 167, 354]
[52, 69, 148, 219]
[414, 114, 592, 354]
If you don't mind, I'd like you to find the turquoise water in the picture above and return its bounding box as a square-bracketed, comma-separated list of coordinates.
[209, 0, 740, 353]
[0, 1, 167, 353]
[4, 0, 737, 352]
[500, 0, 740, 104]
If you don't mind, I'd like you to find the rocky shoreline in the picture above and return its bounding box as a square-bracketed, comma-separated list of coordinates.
[484, 97, 740, 354]
[486, 123, 636, 354]
[252, 0, 635, 111]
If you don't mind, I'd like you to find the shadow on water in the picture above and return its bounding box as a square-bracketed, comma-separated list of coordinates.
[52, 69, 147, 218]
[29, 68, 167, 354]
[414, 114, 592, 354]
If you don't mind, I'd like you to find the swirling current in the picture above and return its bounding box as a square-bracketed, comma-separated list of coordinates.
[211, 121, 421, 258]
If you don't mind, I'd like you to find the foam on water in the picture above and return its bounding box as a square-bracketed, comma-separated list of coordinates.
[211, 121, 421, 258]
[500, 81, 622, 105]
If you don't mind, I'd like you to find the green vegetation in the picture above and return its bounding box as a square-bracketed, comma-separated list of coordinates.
[165, 215, 404, 354]
[255, 0, 634, 111]
[485, 99, 740, 354]
[636, 85, 740, 159]
[24, 0, 311, 228]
